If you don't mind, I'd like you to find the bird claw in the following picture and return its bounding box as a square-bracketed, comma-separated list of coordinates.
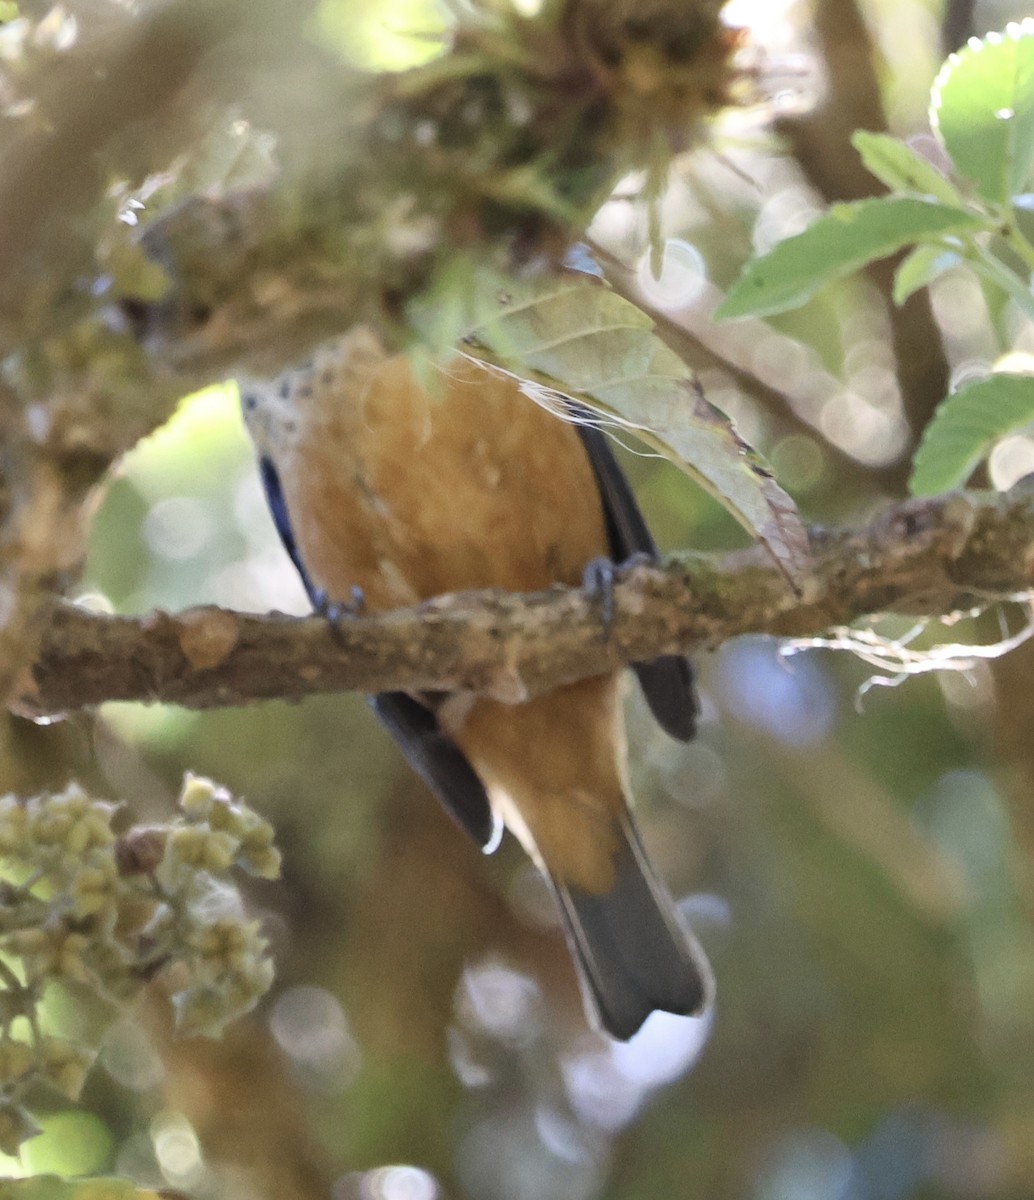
[583, 552, 654, 634]
[313, 585, 366, 640]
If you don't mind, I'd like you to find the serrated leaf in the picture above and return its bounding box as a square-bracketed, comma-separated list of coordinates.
[448, 268, 810, 586]
[892, 243, 962, 304]
[852, 131, 963, 205]
[910, 373, 1034, 495]
[931, 20, 1034, 205]
[0, 1179, 163, 1200]
[716, 198, 988, 319]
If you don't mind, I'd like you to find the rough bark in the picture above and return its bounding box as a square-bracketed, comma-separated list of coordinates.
[20, 489, 1034, 717]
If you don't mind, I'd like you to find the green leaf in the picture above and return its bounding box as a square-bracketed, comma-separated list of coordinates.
[0, 1179, 163, 1200]
[851, 131, 963, 205]
[439, 266, 810, 586]
[931, 20, 1034, 205]
[716, 198, 987, 319]
[892, 243, 962, 304]
[910, 373, 1034, 495]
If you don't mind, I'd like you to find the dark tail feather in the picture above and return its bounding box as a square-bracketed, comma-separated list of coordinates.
[551, 817, 713, 1040]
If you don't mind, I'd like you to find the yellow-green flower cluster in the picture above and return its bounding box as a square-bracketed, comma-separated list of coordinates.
[0, 774, 281, 1150]
[153, 775, 281, 1038]
[167, 773, 282, 882]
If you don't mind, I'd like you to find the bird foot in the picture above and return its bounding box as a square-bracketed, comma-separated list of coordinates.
[313, 585, 366, 641]
[582, 552, 653, 632]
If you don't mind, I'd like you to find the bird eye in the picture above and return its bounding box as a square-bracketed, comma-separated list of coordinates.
[242, 393, 258, 411]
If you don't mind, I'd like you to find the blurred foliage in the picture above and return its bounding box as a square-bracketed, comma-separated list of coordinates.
[718, 23, 1034, 499]
[0, 1177, 163, 1200]
[310, 0, 450, 69]
[6, 0, 1034, 1199]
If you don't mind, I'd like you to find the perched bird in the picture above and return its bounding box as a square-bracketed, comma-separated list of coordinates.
[241, 327, 713, 1039]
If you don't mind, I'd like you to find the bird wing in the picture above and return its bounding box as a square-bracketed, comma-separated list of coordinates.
[574, 420, 699, 742]
[256, 453, 498, 848]
[369, 692, 499, 848]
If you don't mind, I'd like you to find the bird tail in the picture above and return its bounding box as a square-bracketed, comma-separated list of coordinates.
[549, 814, 713, 1041]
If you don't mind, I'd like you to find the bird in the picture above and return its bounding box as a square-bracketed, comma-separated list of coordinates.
[240, 326, 713, 1039]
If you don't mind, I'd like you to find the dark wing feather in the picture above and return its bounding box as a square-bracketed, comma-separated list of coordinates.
[259, 456, 315, 600]
[255, 453, 497, 848]
[369, 692, 498, 848]
[574, 420, 698, 742]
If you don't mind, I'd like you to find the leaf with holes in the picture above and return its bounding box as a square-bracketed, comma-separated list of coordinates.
[431, 265, 810, 587]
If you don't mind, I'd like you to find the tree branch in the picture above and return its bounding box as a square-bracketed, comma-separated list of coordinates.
[20, 489, 1034, 717]
[0, 0, 739, 710]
